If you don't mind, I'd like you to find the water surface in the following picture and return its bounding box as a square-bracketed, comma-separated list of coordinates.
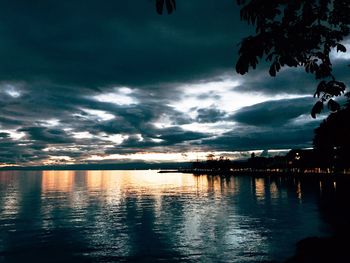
[0, 170, 344, 262]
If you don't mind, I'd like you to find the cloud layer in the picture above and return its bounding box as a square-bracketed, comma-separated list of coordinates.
[0, 0, 348, 165]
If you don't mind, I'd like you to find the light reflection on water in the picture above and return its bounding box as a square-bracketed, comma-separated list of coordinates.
[0, 170, 340, 263]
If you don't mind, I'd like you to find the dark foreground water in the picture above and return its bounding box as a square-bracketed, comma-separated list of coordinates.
[0, 170, 348, 263]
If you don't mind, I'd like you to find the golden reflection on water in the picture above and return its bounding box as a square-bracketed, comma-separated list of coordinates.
[0, 170, 341, 263]
[296, 181, 302, 200]
[4, 170, 313, 205]
[40, 170, 304, 205]
[3, 171, 303, 204]
[40, 170, 220, 195]
[253, 178, 284, 201]
[270, 181, 279, 199]
[42, 171, 75, 192]
[255, 178, 265, 201]
[85, 170, 209, 193]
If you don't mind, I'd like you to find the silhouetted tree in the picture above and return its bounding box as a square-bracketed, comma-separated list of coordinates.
[236, 0, 349, 118]
[156, 0, 350, 117]
[313, 95, 350, 169]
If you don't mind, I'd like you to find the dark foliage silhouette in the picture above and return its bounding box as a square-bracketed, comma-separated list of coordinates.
[236, 0, 350, 117]
[156, 0, 176, 15]
[156, 0, 350, 117]
[313, 95, 350, 170]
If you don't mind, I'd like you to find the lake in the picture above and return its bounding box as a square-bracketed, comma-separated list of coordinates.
[0, 170, 347, 263]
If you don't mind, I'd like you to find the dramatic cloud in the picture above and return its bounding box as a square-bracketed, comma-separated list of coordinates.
[0, 0, 244, 87]
[0, 0, 349, 166]
[231, 97, 315, 127]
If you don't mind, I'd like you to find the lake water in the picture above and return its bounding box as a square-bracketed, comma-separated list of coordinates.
[0, 170, 346, 263]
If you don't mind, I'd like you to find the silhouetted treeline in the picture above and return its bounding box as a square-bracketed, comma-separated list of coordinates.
[191, 148, 350, 174]
[192, 156, 232, 172]
[313, 98, 350, 172]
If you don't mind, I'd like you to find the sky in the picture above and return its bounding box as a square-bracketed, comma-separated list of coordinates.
[0, 0, 349, 166]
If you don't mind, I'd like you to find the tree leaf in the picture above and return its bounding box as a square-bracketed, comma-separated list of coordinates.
[328, 99, 340, 112]
[311, 101, 324, 118]
[325, 81, 346, 96]
[337, 43, 347, 52]
[314, 81, 327, 98]
[269, 63, 276, 76]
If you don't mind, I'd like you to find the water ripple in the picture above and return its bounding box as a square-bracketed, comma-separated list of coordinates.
[0, 170, 339, 263]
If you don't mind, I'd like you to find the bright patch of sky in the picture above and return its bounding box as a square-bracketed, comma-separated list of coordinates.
[0, 129, 26, 140]
[181, 121, 236, 134]
[86, 152, 215, 162]
[153, 114, 174, 129]
[135, 134, 144, 142]
[3, 84, 21, 98]
[170, 77, 310, 119]
[99, 133, 129, 145]
[151, 138, 164, 143]
[43, 146, 82, 152]
[93, 87, 138, 105]
[330, 39, 350, 60]
[86, 150, 288, 163]
[70, 131, 130, 144]
[72, 131, 94, 139]
[290, 113, 327, 126]
[79, 108, 115, 121]
[40, 119, 60, 127]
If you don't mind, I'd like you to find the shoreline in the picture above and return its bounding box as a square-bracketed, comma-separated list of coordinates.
[159, 169, 350, 179]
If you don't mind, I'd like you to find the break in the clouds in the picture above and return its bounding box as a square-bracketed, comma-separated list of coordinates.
[0, 0, 349, 166]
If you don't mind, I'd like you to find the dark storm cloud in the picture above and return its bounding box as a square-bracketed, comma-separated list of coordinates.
[85, 100, 193, 136]
[0, 132, 10, 139]
[0, 116, 23, 127]
[104, 128, 209, 155]
[0, 78, 205, 163]
[0, 0, 244, 88]
[0, 0, 349, 165]
[235, 68, 317, 95]
[200, 121, 321, 151]
[235, 58, 350, 95]
[231, 97, 315, 126]
[196, 108, 226, 123]
[157, 127, 208, 144]
[0, 135, 49, 164]
[18, 127, 74, 144]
